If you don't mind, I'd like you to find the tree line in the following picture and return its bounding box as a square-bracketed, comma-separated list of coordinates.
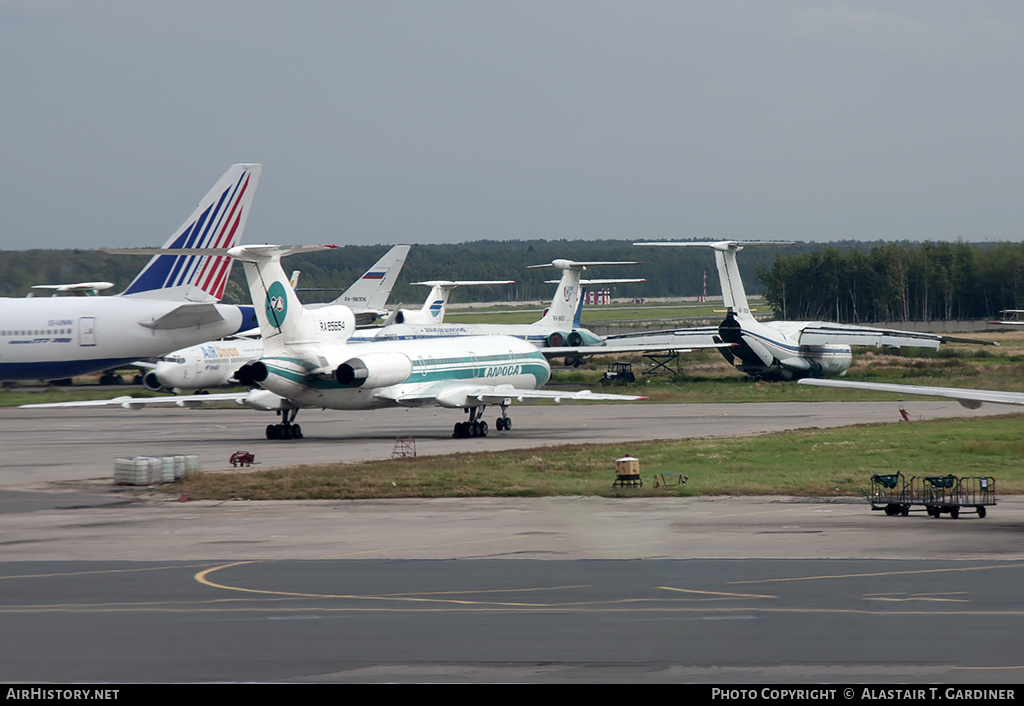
[3, 239, 1022, 321]
[758, 241, 1024, 323]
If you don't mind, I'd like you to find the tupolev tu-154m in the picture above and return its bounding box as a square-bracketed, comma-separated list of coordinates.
[24, 245, 649, 441]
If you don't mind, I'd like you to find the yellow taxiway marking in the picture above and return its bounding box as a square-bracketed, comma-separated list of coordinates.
[194, 561, 594, 607]
[0, 563, 217, 581]
[731, 563, 1020, 585]
[658, 586, 775, 600]
[864, 592, 970, 603]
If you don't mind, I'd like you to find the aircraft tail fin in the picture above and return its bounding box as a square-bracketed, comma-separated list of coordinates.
[121, 164, 262, 301]
[634, 241, 793, 318]
[531, 260, 639, 329]
[389, 280, 513, 325]
[332, 244, 411, 311]
[228, 244, 338, 345]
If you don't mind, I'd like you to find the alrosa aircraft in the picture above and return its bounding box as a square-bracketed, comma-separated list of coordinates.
[231, 244, 646, 439]
[0, 164, 262, 382]
[141, 245, 412, 392]
[630, 240, 996, 380]
[27, 245, 647, 440]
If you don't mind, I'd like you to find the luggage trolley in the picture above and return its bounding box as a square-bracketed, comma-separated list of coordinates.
[864, 472, 912, 516]
[909, 474, 996, 519]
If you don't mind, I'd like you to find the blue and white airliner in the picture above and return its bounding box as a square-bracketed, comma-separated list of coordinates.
[0, 164, 262, 382]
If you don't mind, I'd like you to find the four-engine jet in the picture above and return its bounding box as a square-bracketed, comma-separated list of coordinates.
[0, 164, 262, 382]
[631, 240, 995, 380]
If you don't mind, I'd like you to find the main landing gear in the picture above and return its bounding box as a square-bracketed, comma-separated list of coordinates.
[453, 404, 513, 439]
[266, 408, 302, 440]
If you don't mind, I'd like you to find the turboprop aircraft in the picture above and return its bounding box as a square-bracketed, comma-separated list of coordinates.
[140, 245, 412, 392]
[0, 164, 262, 382]
[630, 240, 996, 381]
[25, 245, 647, 440]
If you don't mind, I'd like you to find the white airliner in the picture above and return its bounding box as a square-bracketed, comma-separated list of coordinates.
[0, 164, 262, 382]
[383, 279, 516, 326]
[630, 241, 996, 380]
[311, 244, 410, 327]
[141, 245, 411, 392]
[26, 246, 648, 440]
[799, 378, 1024, 410]
[360, 259, 714, 358]
[233, 244, 647, 439]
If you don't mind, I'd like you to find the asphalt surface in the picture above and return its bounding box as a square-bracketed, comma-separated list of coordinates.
[2, 400, 1024, 683]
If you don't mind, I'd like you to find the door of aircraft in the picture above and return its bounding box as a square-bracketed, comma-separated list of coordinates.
[78, 317, 96, 346]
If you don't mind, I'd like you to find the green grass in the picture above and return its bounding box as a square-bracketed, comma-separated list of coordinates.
[167, 414, 1024, 501]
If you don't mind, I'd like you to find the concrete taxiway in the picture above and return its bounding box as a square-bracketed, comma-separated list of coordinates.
[2, 400, 1015, 485]
[3, 400, 1024, 683]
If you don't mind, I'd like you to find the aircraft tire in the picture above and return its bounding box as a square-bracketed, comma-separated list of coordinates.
[479, 421, 488, 437]
[266, 424, 277, 440]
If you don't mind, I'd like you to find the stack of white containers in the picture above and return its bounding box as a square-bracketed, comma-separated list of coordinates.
[114, 455, 200, 485]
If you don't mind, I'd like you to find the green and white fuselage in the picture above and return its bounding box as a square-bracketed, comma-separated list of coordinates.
[258, 335, 551, 410]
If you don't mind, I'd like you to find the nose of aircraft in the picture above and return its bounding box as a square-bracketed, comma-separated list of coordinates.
[152, 360, 186, 388]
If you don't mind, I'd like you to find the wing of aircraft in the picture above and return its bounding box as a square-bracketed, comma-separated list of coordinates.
[798, 378, 1024, 410]
[28, 282, 115, 297]
[793, 323, 997, 349]
[990, 310, 1024, 326]
[373, 381, 646, 408]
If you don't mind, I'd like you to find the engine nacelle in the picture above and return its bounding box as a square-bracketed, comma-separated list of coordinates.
[142, 371, 165, 391]
[235, 361, 269, 388]
[546, 331, 569, 348]
[567, 329, 603, 347]
[393, 308, 435, 325]
[334, 351, 413, 388]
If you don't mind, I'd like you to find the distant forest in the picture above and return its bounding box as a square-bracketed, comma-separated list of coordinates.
[759, 241, 1024, 323]
[2, 239, 1022, 322]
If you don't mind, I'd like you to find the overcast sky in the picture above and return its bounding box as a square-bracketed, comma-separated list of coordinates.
[1, 1, 1022, 250]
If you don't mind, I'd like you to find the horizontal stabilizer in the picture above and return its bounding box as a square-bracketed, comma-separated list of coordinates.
[138, 303, 226, 330]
